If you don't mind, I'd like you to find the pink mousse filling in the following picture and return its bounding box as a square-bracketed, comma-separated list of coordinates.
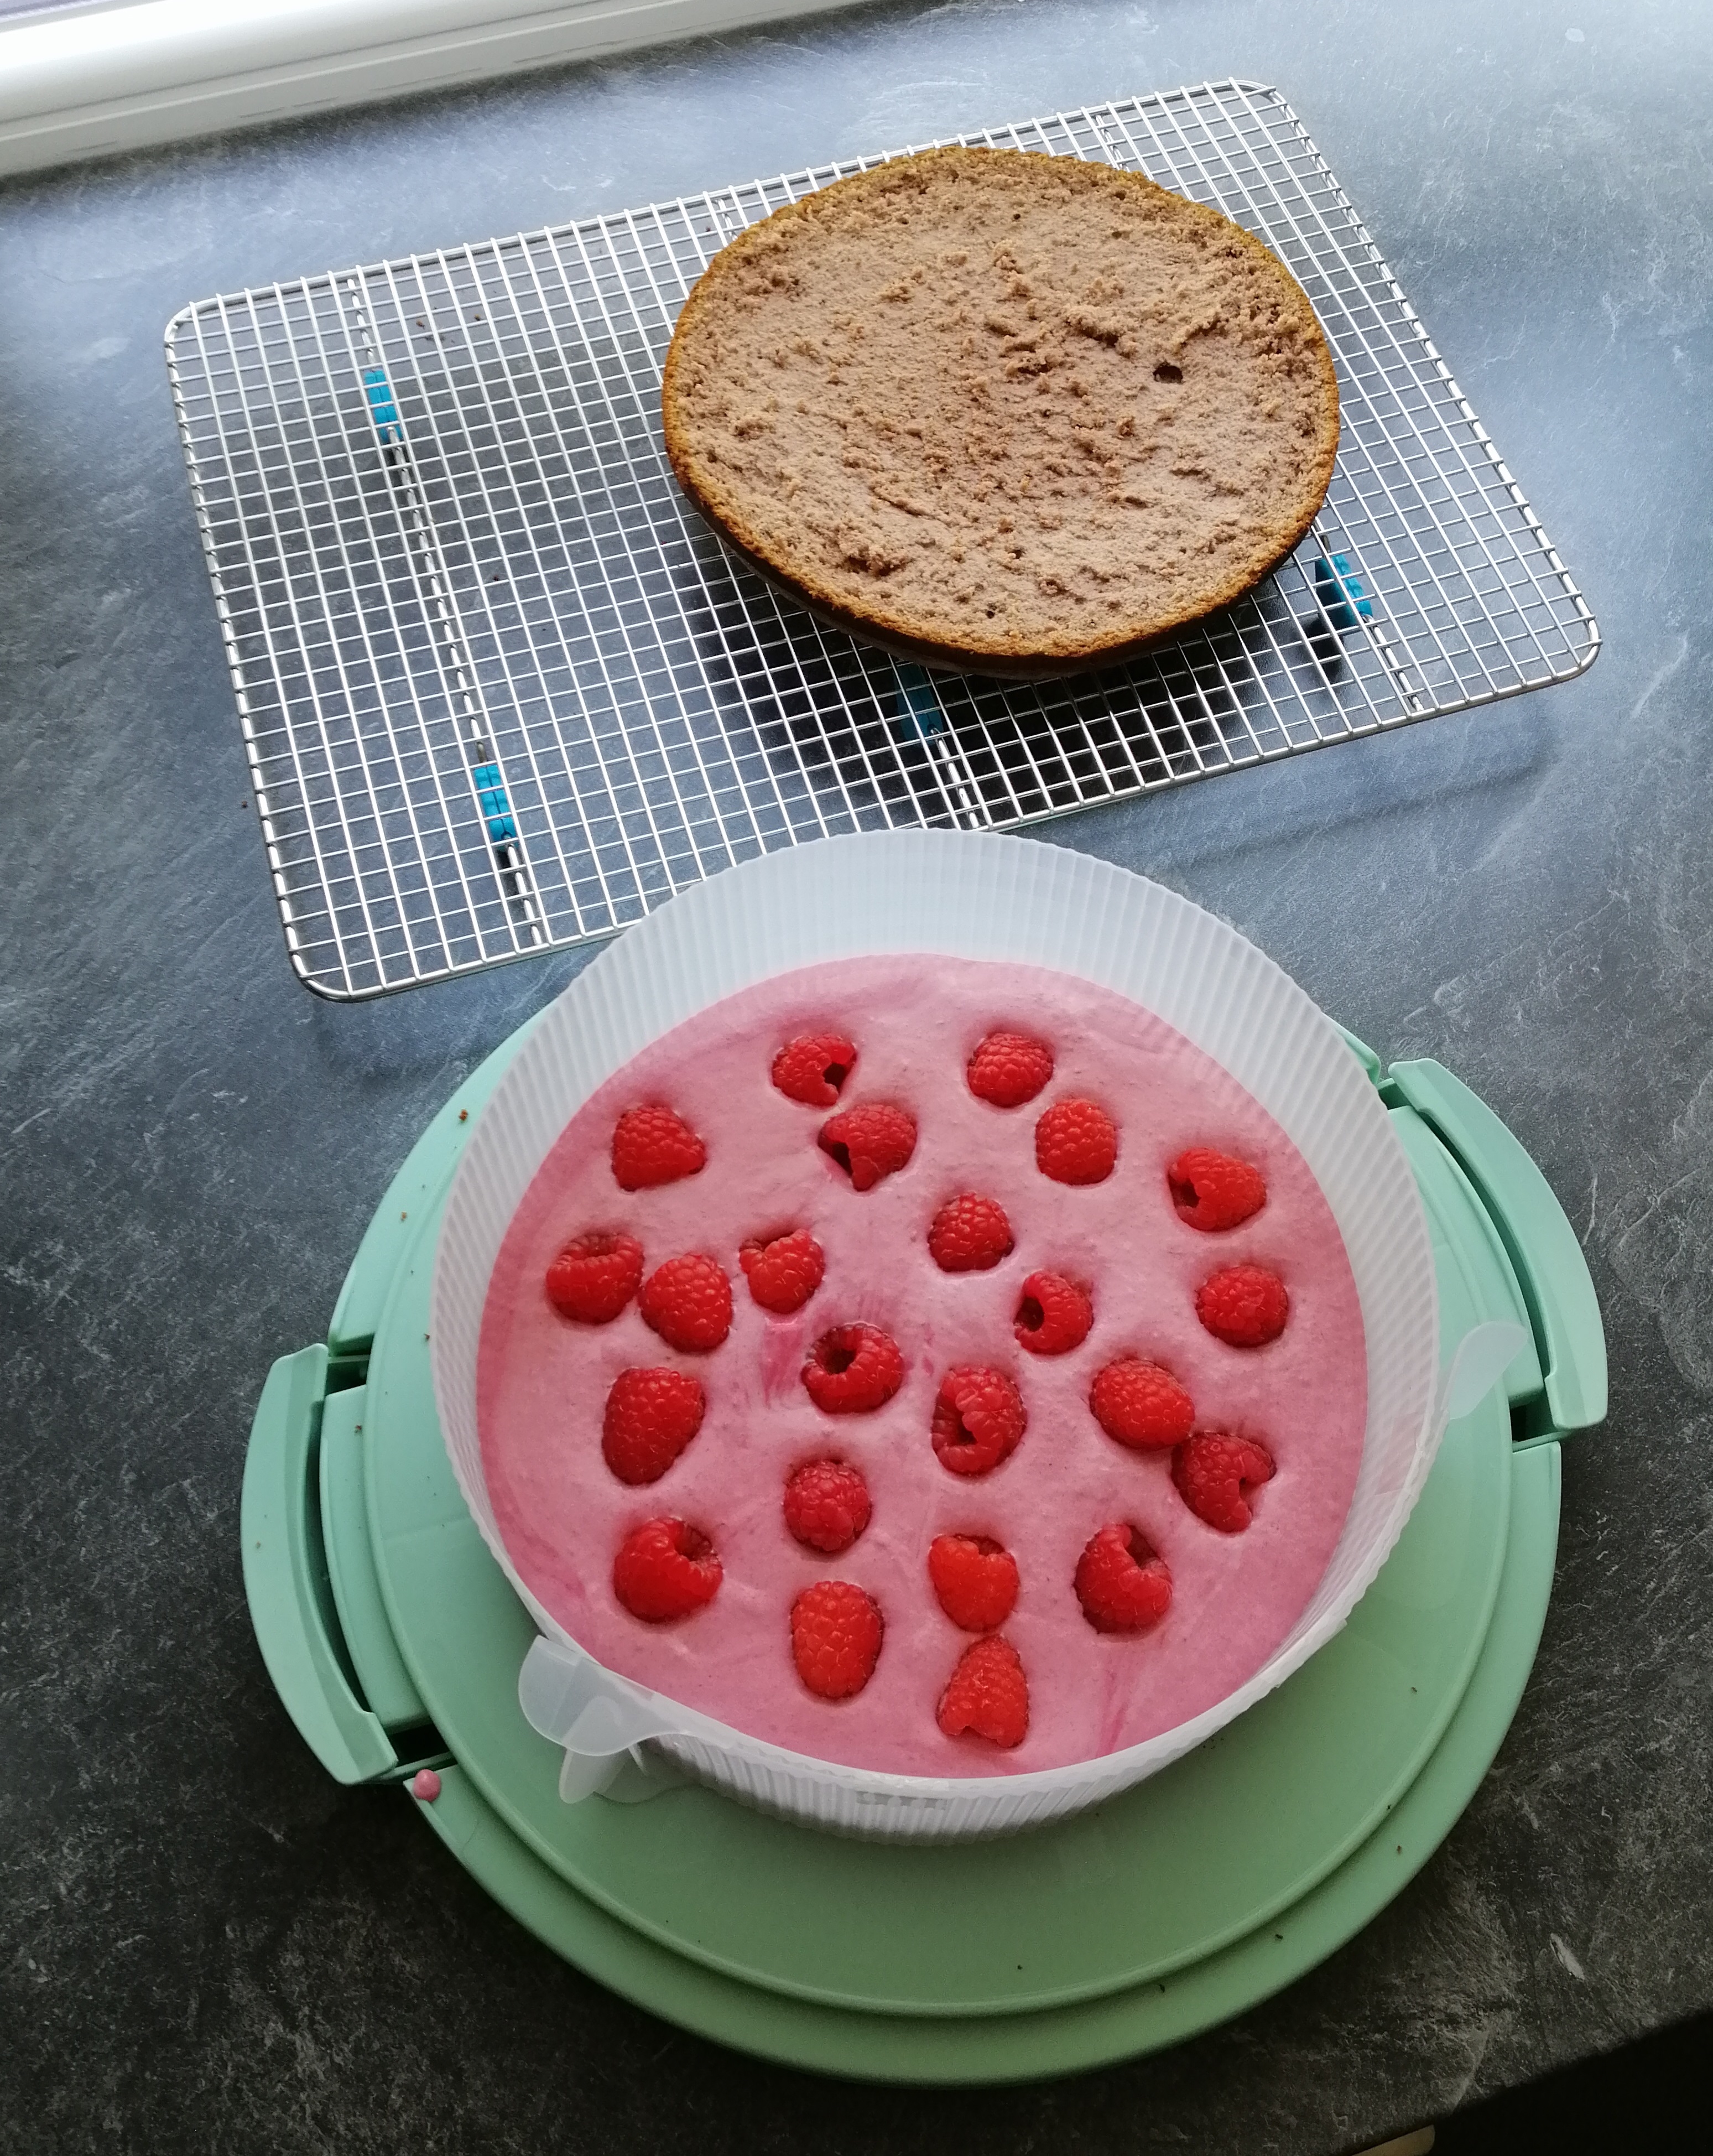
[476, 955, 1367, 1778]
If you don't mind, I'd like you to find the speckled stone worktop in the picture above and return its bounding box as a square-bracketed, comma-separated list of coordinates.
[2, 2, 1709, 2149]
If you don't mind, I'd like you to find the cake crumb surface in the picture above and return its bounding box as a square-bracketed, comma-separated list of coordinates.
[662, 147, 1340, 675]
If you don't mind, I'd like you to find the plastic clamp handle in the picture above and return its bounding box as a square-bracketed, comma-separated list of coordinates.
[1386, 1061, 1607, 1432]
[241, 1347, 398, 1784]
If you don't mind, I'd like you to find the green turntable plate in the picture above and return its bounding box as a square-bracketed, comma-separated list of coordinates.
[242, 1020, 1603, 2081]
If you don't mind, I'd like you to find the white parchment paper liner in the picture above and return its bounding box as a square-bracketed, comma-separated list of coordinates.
[431, 830, 1445, 1841]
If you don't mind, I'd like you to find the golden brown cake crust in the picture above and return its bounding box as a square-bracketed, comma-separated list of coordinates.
[660, 146, 1340, 678]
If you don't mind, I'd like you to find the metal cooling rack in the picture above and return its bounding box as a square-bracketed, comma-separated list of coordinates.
[166, 79, 1598, 1000]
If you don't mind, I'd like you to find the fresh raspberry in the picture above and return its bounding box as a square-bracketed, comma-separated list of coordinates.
[819, 1102, 918, 1192]
[1014, 1270, 1093, 1355]
[612, 1518, 722, 1622]
[611, 1104, 706, 1191]
[601, 1368, 706, 1485]
[1168, 1147, 1268, 1233]
[928, 1534, 1019, 1631]
[637, 1253, 732, 1353]
[1035, 1098, 1118, 1185]
[790, 1580, 883, 1699]
[931, 1366, 1026, 1477]
[1195, 1264, 1289, 1348]
[1173, 1433, 1276, 1532]
[772, 1032, 857, 1108]
[927, 1193, 1014, 1272]
[802, 1323, 905, 1413]
[1089, 1357, 1195, 1450]
[783, 1458, 872, 1554]
[544, 1229, 643, 1324]
[740, 1228, 825, 1314]
[936, 1633, 1029, 1748]
[1074, 1523, 1174, 1632]
[967, 1030, 1055, 1109]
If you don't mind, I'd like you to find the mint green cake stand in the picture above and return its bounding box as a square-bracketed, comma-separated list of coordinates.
[242, 1020, 1604, 2083]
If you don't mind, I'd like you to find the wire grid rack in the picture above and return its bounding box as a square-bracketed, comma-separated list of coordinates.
[166, 79, 1597, 1000]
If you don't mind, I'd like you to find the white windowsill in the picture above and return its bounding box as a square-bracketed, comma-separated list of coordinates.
[0, 0, 853, 179]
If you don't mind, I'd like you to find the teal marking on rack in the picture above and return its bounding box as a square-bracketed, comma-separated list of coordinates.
[471, 761, 517, 843]
[362, 366, 402, 438]
[338, 300, 542, 953]
[896, 661, 946, 739]
[1314, 553, 1373, 632]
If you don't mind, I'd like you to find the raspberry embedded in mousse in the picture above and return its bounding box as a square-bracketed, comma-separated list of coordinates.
[601, 1367, 706, 1485]
[783, 1458, 872, 1554]
[927, 1193, 1014, 1272]
[739, 1227, 825, 1313]
[1173, 1434, 1276, 1532]
[611, 1103, 706, 1191]
[612, 1518, 722, 1622]
[772, 1031, 857, 1108]
[936, 1633, 1029, 1748]
[931, 1366, 1026, 1477]
[928, 1534, 1019, 1631]
[637, 1253, 733, 1353]
[791, 1580, 883, 1699]
[1168, 1147, 1268, 1233]
[1035, 1097, 1118, 1185]
[966, 1028, 1055, 1108]
[819, 1101, 917, 1191]
[1089, 1357, 1195, 1451]
[802, 1323, 905, 1412]
[1074, 1523, 1173, 1633]
[544, 1229, 643, 1324]
[1195, 1263, 1289, 1348]
[1013, 1270, 1093, 1355]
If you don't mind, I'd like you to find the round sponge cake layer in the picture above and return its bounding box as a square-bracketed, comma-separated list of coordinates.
[662, 147, 1340, 678]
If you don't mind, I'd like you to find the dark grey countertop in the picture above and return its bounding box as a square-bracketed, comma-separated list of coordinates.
[3, 1, 1709, 2148]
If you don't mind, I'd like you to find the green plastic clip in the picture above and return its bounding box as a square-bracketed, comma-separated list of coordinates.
[241, 1347, 399, 1784]
[1386, 1061, 1606, 1435]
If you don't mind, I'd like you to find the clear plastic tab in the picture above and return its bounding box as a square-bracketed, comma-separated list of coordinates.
[518, 1635, 687, 1804]
[1438, 1321, 1530, 1426]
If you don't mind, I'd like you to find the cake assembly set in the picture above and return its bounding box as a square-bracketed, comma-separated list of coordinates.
[219, 103, 1606, 2079]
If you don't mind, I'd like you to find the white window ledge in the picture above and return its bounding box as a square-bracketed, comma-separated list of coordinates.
[0, 0, 855, 179]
